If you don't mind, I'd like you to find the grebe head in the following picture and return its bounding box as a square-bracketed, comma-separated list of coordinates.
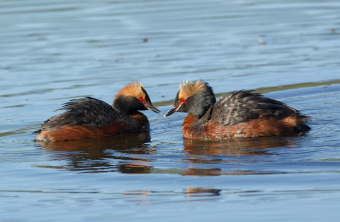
[164, 80, 216, 118]
[113, 82, 161, 115]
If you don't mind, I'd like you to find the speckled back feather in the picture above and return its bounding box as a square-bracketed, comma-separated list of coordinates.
[211, 90, 309, 126]
[35, 97, 128, 133]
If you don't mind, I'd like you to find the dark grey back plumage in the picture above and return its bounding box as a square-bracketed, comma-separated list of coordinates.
[35, 97, 129, 133]
[210, 90, 308, 125]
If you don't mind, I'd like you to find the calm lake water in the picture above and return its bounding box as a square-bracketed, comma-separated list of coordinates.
[1, 0, 340, 221]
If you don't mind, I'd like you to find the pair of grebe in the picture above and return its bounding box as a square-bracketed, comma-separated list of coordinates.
[35, 80, 310, 141]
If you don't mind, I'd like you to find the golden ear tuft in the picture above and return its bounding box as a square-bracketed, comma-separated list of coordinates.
[115, 82, 145, 100]
[178, 79, 206, 100]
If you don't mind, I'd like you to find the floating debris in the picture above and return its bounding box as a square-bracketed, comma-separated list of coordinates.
[257, 37, 266, 45]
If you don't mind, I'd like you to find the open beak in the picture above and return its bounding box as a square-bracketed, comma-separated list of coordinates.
[145, 104, 161, 114]
[164, 106, 178, 117]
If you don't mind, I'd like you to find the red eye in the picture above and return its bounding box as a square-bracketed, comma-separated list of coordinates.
[181, 98, 185, 103]
[139, 98, 144, 102]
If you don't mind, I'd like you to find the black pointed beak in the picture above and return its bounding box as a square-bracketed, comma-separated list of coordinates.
[145, 104, 161, 114]
[164, 106, 178, 117]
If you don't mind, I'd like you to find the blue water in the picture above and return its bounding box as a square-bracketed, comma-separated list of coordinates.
[1, 0, 340, 221]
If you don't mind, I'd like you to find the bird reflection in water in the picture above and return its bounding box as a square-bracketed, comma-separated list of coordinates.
[183, 136, 297, 156]
[120, 187, 222, 205]
[37, 132, 301, 176]
[37, 132, 153, 173]
[185, 187, 221, 198]
[182, 136, 299, 176]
